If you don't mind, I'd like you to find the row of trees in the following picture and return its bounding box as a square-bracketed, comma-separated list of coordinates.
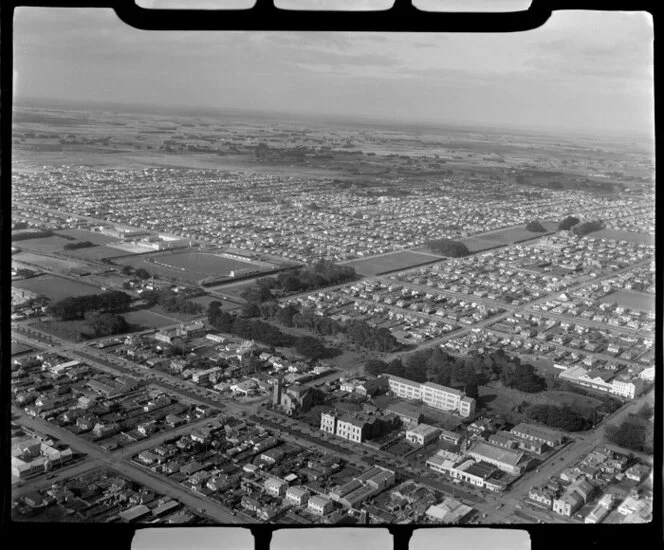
[244, 260, 358, 296]
[81, 312, 131, 339]
[121, 265, 152, 280]
[424, 238, 471, 257]
[12, 230, 55, 241]
[364, 347, 548, 400]
[141, 289, 203, 315]
[364, 347, 480, 398]
[239, 286, 400, 353]
[47, 290, 132, 321]
[558, 216, 580, 230]
[63, 241, 98, 250]
[499, 361, 547, 393]
[525, 404, 594, 432]
[525, 221, 547, 233]
[572, 220, 605, 237]
[208, 302, 296, 347]
[605, 416, 652, 453]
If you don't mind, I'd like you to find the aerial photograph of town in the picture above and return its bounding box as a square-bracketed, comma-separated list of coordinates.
[9, 5, 655, 529]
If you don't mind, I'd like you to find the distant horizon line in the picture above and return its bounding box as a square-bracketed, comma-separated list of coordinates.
[14, 95, 654, 144]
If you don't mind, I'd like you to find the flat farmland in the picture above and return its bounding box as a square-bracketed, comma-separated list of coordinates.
[13, 274, 101, 301]
[345, 250, 442, 276]
[604, 290, 655, 312]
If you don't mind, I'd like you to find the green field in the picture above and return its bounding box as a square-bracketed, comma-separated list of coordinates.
[460, 236, 505, 253]
[13, 274, 101, 302]
[542, 391, 602, 410]
[122, 309, 182, 329]
[11, 342, 33, 356]
[590, 228, 654, 245]
[115, 251, 269, 284]
[474, 221, 559, 245]
[13, 235, 73, 253]
[605, 290, 655, 312]
[161, 252, 260, 276]
[64, 245, 129, 260]
[345, 250, 442, 276]
[56, 228, 120, 245]
[13, 251, 86, 273]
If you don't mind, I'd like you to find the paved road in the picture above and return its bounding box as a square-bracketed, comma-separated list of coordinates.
[11, 406, 248, 524]
[472, 388, 653, 524]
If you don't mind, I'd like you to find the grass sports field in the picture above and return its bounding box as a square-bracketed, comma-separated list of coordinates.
[345, 250, 442, 276]
[13, 274, 101, 302]
[160, 251, 259, 275]
[116, 251, 269, 284]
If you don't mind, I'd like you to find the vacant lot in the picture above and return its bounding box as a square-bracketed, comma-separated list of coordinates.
[590, 228, 654, 245]
[605, 290, 655, 312]
[345, 250, 442, 276]
[13, 274, 101, 302]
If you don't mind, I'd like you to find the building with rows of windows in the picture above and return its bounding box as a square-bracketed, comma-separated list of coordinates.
[385, 375, 476, 418]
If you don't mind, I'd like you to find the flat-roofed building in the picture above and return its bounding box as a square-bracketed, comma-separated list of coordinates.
[386, 375, 476, 418]
[406, 424, 441, 446]
[467, 440, 526, 476]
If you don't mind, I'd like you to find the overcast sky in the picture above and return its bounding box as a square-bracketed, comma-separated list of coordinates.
[13, 7, 653, 138]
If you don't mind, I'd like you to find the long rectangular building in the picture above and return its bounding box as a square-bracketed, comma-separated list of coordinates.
[385, 375, 475, 418]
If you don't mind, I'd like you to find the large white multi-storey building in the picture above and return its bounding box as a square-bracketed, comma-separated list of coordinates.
[385, 375, 476, 418]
